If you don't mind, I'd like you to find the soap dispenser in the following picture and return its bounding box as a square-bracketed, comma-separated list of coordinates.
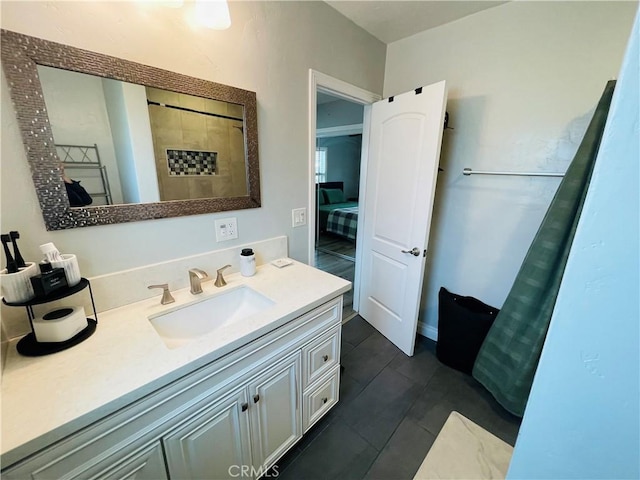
[240, 248, 256, 277]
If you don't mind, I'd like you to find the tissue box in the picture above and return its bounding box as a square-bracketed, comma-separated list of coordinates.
[33, 306, 88, 343]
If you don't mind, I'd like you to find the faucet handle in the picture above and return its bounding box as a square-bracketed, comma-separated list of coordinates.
[214, 264, 232, 287]
[148, 284, 175, 305]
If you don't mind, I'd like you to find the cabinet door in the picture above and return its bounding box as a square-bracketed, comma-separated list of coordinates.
[248, 352, 302, 471]
[96, 442, 168, 480]
[163, 387, 252, 480]
[3, 441, 169, 480]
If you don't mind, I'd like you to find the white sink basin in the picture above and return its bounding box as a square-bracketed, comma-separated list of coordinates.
[149, 286, 275, 349]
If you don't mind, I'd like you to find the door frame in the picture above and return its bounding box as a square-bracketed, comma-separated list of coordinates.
[307, 69, 381, 312]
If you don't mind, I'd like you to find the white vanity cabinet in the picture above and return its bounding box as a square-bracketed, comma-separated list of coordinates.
[163, 386, 253, 480]
[247, 352, 302, 470]
[163, 352, 301, 479]
[2, 296, 342, 480]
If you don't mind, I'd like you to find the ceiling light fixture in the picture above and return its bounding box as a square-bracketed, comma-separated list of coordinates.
[194, 0, 231, 30]
[135, 0, 183, 7]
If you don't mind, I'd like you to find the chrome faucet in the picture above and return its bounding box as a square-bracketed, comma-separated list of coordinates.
[189, 268, 210, 294]
[214, 265, 232, 287]
[148, 284, 175, 305]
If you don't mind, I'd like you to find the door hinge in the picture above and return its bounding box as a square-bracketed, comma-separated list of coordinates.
[415, 87, 423, 95]
[423, 250, 427, 258]
[388, 96, 394, 103]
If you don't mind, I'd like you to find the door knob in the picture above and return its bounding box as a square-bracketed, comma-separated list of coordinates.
[401, 247, 421, 256]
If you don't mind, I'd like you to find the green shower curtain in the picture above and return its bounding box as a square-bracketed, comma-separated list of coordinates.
[472, 81, 616, 417]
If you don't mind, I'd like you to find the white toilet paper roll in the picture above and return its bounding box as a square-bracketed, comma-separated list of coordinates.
[33, 306, 88, 343]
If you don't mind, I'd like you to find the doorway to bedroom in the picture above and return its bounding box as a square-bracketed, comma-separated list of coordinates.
[314, 91, 364, 321]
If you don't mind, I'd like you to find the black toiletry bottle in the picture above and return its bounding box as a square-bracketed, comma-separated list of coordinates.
[30, 260, 68, 298]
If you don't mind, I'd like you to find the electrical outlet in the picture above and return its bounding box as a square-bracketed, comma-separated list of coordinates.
[215, 217, 238, 242]
[292, 208, 307, 227]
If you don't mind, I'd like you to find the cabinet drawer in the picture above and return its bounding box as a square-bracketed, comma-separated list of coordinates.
[302, 326, 340, 388]
[303, 366, 340, 432]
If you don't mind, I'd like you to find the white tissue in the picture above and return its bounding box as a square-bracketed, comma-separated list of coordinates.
[40, 242, 63, 262]
[51, 254, 81, 287]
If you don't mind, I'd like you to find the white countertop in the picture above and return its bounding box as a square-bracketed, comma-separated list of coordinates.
[0, 261, 350, 466]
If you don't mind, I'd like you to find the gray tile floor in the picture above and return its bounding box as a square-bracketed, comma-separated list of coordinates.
[273, 316, 521, 480]
[315, 235, 356, 321]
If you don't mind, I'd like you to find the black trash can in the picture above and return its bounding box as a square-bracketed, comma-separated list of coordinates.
[436, 287, 499, 374]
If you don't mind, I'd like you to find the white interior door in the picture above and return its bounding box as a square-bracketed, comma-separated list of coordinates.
[358, 81, 447, 356]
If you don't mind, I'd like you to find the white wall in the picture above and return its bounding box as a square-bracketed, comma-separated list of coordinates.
[317, 99, 364, 129]
[0, 1, 385, 279]
[316, 100, 364, 199]
[318, 136, 362, 199]
[383, 1, 637, 337]
[508, 10, 639, 478]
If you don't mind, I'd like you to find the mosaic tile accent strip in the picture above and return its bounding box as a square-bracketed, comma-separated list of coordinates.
[167, 149, 217, 176]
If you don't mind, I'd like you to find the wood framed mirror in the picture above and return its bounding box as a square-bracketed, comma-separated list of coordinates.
[1, 29, 260, 230]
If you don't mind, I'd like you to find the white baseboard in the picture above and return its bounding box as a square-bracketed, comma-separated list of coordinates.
[418, 320, 438, 342]
[345, 315, 438, 341]
[342, 310, 358, 324]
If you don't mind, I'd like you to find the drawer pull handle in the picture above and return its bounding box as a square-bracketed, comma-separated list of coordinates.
[241, 403, 248, 412]
[253, 394, 260, 403]
[322, 355, 329, 362]
[322, 397, 328, 404]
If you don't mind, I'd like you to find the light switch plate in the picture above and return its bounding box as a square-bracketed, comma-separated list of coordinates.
[292, 208, 307, 227]
[215, 217, 238, 242]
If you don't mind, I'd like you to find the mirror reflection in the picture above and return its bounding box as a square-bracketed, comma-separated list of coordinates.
[1, 28, 260, 230]
[39, 65, 248, 206]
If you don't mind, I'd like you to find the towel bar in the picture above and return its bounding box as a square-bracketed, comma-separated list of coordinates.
[463, 167, 564, 177]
